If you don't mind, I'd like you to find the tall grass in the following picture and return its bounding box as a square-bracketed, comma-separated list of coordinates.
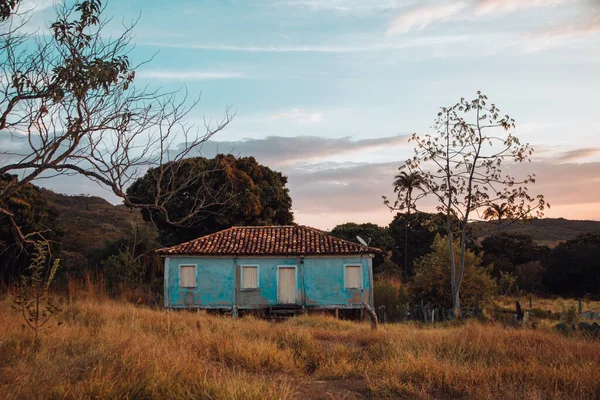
[1, 295, 599, 399]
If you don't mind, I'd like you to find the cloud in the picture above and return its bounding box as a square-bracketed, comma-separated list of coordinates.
[287, 157, 600, 227]
[136, 70, 246, 80]
[18, 0, 56, 14]
[387, 2, 468, 35]
[141, 35, 473, 53]
[270, 109, 323, 123]
[523, 14, 600, 51]
[557, 148, 600, 162]
[386, 0, 576, 35]
[197, 135, 410, 167]
[474, 0, 568, 15]
[530, 15, 600, 39]
[274, 0, 410, 13]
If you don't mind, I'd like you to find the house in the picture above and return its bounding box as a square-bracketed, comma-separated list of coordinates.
[156, 225, 379, 317]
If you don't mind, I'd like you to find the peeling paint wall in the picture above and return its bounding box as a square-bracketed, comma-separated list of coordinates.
[165, 256, 373, 309]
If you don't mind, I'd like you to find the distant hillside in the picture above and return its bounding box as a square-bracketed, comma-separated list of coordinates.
[41, 189, 149, 257]
[476, 218, 600, 247]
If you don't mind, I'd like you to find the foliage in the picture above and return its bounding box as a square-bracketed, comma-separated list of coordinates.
[391, 171, 427, 213]
[330, 222, 393, 273]
[373, 277, 408, 321]
[544, 232, 600, 297]
[12, 241, 61, 341]
[515, 261, 545, 294]
[101, 253, 145, 290]
[127, 155, 294, 245]
[410, 235, 496, 309]
[99, 220, 162, 295]
[395, 92, 547, 316]
[0, 175, 61, 283]
[388, 211, 446, 277]
[0, 0, 232, 246]
[498, 271, 517, 295]
[481, 232, 548, 278]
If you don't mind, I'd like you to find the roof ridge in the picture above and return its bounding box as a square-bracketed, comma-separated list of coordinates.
[160, 225, 239, 251]
[156, 224, 381, 256]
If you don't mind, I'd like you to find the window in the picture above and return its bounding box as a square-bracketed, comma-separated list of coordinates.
[241, 265, 259, 289]
[180, 265, 196, 288]
[345, 265, 362, 289]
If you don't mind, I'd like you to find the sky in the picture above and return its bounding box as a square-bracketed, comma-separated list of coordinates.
[12, 0, 600, 229]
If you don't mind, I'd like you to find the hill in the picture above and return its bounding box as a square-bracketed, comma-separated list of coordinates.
[476, 218, 600, 247]
[41, 189, 148, 258]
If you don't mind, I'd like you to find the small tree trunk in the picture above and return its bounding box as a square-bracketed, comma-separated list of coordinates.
[452, 288, 461, 319]
[363, 303, 378, 330]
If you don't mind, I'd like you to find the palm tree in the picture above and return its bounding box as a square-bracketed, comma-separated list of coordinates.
[392, 171, 427, 275]
[483, 202, 511, 221]
[393, 171, 427, 214]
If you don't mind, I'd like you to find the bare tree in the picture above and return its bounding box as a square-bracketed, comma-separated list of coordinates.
[0, 0, 233, 247]
[394, 91, 548, 318]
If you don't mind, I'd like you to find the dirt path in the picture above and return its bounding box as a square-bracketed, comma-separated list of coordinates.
[293, 379, 368, 399]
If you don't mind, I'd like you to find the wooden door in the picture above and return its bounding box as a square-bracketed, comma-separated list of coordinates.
[278, 267, 297, 304]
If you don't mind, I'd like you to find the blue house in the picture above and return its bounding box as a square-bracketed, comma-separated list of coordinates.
[156, 225, 379, 317]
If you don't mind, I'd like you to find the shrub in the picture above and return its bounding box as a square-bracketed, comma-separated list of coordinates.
[373, 277, 408, 321]
[516, 261, 545, 293]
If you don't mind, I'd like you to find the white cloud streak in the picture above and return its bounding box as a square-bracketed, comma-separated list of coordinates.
[141, 35, 473, 53]
[270, 109, 323, 123]
[386, 0, 577, 35]
[474, 0, 569, 15]
[274, 0, 412, 13]
[387, 2, 468, 35]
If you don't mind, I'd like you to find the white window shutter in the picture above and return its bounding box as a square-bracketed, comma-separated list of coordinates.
[180, 265, 196, 288]
[346, 266, 361, 288]
[242, 266, 258, 289]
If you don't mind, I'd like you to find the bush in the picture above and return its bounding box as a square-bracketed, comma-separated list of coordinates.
[516, 261, 545, 293]
[373, 277, 408, 321]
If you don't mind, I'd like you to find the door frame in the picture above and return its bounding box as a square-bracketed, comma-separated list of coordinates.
[276, 265, 298, 304]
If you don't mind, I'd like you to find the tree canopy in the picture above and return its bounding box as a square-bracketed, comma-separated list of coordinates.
[481, 232, 548, 277]
[410, 235, 496, 309]
[544, 232, 600, 297]
[127, 155, 294, 245]
[0, 175, 61, 283]
[329, 222, 393, 273]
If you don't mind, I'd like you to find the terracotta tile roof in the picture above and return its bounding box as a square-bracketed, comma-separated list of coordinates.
[156, 225, 380, 256]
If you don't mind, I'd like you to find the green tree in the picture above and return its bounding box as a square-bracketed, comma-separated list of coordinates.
[98, 220, 162, 294]
[481, 232, 548, 278]
[398, 92, 547, 317]
[387, 211, 446, 277]
[127, 155, 294, 245]
[0, 175, 61, 283]
[515, 261, 545, 294]
[373, 277, 408, 321]
[410, 235, 496, 309]
[543, 232, 600, 297]
[330, 222, 393, 273]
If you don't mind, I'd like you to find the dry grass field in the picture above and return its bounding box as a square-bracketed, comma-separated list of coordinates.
[1, 295, 599, 400]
